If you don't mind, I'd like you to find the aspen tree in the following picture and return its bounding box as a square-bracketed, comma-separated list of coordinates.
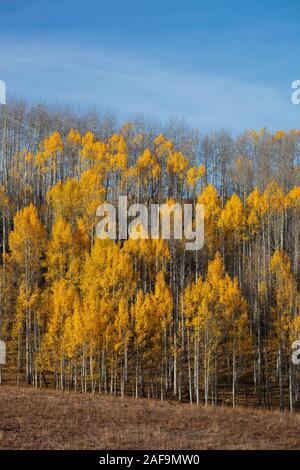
[270, 250, 298, 410]
[9, 204, 46, 383]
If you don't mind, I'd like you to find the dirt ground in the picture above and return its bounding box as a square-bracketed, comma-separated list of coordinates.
[0, 385, 299, 450]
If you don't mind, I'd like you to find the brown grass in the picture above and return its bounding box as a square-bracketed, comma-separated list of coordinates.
[0, 385, 300, 450]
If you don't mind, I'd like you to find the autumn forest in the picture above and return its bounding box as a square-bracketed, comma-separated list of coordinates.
[0, 101, 300, 412]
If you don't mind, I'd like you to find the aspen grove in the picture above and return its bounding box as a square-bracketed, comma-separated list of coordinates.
[1, 101, 300, 411]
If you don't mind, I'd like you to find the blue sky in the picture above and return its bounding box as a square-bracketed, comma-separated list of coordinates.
[0, 0, 299, 133]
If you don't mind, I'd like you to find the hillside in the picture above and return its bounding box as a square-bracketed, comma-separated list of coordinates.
[1, 119, 300, 412]
[0, 386, 300, 450]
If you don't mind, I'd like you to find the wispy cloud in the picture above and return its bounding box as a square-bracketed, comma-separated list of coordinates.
[0, 40, 298, 133]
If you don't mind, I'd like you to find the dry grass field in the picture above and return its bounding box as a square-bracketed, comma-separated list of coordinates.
[0, 385, 300, 450]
